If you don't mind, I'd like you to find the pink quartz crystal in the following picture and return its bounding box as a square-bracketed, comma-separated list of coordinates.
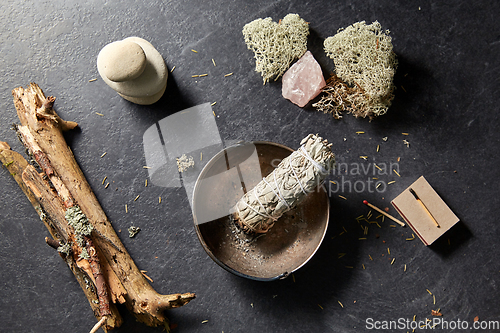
[282, 51, 326, 107]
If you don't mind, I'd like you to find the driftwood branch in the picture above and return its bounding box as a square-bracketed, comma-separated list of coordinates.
[18, 123, 112, 319]
[2, 83, 195, 330]
[1, 144, 122, 330]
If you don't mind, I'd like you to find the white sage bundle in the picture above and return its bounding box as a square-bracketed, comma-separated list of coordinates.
[232, 134, 336, 233]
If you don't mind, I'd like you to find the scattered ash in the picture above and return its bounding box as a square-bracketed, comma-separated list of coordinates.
[226, 214, 274, 263]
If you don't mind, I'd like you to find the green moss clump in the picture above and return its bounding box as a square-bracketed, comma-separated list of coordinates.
[317, 21, 397, 119]
[243, 13, 309, 84]
[65, 206, 93, 247]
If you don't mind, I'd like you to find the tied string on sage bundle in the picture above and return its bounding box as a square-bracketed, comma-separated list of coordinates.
[232, 134, 336, 234]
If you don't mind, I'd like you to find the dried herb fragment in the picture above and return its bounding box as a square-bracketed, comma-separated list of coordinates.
[176, 154, 194, 172]
[128, 226, 141, 238]
[432, 309, 443, 316]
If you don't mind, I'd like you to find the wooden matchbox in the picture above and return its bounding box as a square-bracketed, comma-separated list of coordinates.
[391, 176, 459, 246]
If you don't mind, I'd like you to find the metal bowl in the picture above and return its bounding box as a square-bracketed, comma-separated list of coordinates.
[192, 141, 329, 281]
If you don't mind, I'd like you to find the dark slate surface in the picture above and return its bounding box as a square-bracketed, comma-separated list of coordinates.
[1, 1, 499, 332]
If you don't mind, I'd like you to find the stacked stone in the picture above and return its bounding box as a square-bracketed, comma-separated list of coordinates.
[97, 37, 168, 105]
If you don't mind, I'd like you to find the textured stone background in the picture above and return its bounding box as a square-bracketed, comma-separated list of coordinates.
[0, 1, 499, 332]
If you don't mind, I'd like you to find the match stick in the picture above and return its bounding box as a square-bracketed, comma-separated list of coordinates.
[409, 188, 440, 228]
[363, 200, 405, 227]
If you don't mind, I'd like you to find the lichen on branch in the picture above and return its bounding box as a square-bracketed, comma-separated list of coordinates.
[65, 205, 93, 259]
[66, 206, 93, 238]
[243, 13, 309, 84]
